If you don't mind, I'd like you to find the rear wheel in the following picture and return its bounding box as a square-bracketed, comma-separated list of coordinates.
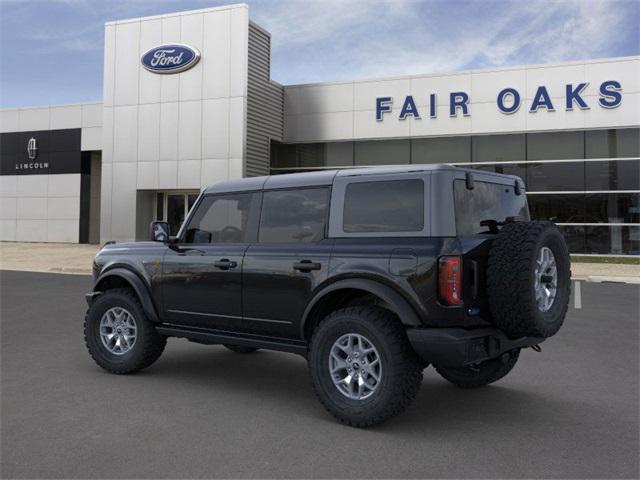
[435, 349, 520, 388]
[223, 344, 259, 354]
[309, 306, 423, 427]
[84, 288, 166, 374]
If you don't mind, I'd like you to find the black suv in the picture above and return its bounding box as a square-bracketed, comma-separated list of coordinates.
[85, 165, 570, 427]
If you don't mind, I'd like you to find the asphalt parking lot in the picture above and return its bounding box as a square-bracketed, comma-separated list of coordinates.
[1, 270, 638, 479]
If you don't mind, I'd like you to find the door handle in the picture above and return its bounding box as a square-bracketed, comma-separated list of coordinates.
[293, 260, 321, 272]
[214, 259, 238, 270]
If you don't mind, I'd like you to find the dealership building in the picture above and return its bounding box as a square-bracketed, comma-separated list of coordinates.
[0, 3, 638, 254]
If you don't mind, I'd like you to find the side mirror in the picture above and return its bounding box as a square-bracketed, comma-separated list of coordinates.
[150, 221, 170, 242]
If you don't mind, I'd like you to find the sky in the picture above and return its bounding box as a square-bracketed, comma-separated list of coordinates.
[0, 0, 638, 108]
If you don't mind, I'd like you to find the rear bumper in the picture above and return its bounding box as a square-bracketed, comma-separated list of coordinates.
[406, 327, 543, 368]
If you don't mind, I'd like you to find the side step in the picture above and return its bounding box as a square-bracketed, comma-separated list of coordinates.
[156, 324, 308, 356]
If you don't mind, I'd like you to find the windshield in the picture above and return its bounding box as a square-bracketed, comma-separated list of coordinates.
[454, 179, 529, 235]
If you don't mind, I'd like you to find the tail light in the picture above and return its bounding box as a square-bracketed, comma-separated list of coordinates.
[438, 256, 462, 306]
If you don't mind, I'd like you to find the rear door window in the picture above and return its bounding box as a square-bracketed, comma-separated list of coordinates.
[343, 179, 424, 233]
[454, 180, 529, 235]
[259, 188, 329, 243]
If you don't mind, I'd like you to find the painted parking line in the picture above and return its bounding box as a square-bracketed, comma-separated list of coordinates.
[574, 280, 582, 309]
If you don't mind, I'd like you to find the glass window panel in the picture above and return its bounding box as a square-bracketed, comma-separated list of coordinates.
[471, 163, 526, 184]
[586, 226, 640, 255]
[472, 134, 525, 163]
[166, 194, 185, 236]
[585, 128, 640, 159]
[354, 140, 410, 165]
[557, 225, 586, 254]
[585, 193, 640, 224]
[343, 180, 424, 233]
[259, 188, 329, 243]
[325, 142, 354, 167]
[156, 193, 164, 221]
[454, 180, 529, 235]
[184, 193, 259, 243]
[527, 131, 584, 160]
[528, 194, 585, 223]
[526, 161, 585, 191]
[412, 136, 471, 164]
[297, 144, 325, 168]
[270, 142, 297, 169]
[585, 159, 640, 191]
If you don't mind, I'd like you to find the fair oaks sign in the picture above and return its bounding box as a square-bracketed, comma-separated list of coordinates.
[141, 44, 201, 74]
[375, 80, 623, 121]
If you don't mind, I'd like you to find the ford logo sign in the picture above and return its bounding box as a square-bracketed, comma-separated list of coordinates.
[141, 44, 201, 74]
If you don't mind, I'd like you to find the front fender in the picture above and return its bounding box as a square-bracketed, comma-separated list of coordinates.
[92, 267, 160, 323]
[300, 278, 422, 337]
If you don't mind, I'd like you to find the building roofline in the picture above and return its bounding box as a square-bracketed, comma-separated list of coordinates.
[104, 3, 248, 26]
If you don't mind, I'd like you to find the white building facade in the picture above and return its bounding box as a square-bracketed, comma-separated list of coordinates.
[1, 4, 638, 254]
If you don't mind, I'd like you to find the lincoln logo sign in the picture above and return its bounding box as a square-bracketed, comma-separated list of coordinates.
[376, 80, 622, 120]
[141, 44, 201, 74]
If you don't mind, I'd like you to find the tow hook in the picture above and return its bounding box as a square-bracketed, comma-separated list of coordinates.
[530, 344, 542, 353]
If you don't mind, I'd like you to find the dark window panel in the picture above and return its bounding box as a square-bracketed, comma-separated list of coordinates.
[586, 226, 640, 255]
[156, 193, 164, 220]
[527, 131, 584, 160]
[166, 194, 186, 237]
[325, 142, 354, 167]
[259, 188, 329, 243]
[526, 161, 585, 191]
[557, 225, 586, 254]
[471, 163, 526, 184]
[472, 134, 525, 163]
[412, 136, 470, 164]
[528, 194, 585, 223]
[270, 142, 297, 169]
[344, 179, 424, 233]
[355, 139, 410, 165]
[585, 128, 640, 158]
[297, 144, 325, 168]
[585, 159, 640, 191]
[585, 193, 640, 224]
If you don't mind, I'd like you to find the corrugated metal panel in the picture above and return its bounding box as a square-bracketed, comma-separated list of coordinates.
[245, 24, 284, 177]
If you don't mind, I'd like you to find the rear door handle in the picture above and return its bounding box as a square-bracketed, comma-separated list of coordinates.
[293, 260, 321, 272]
[214, 259, 238, 270]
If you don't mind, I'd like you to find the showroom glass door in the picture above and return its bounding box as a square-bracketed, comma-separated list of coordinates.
[155, 191, 199, 237]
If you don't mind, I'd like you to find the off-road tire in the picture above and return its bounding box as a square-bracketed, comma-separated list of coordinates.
[435, 349, 520, 388]
[487, 221, 571, 338]
[84, 288, 167, 374]
[309, 306, 423, 427]
[223, 344, 259, 354]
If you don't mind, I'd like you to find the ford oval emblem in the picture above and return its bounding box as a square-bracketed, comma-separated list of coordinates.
[141, 44, 201, 74]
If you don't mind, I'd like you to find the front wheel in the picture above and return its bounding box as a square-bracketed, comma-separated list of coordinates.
[84, 288, 167, 374]
[435, 349, 520, 388]
[308, 306, 423, 427]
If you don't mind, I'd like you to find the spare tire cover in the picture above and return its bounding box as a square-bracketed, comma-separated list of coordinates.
[487, 221, 571, 339]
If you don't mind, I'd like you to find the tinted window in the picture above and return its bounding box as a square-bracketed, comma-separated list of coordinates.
[528, 194, 585, 223]
[259, 188, 329, 243]
[454, 180, 529, 235]
[527, 131, 584, 160]
[526, 161, 585, 191]
[184, 193, 259, 243]
[585, 128, 640, 159]
[412, 136, 471, 164]
[354, 140, 410, 165]
[472, 134, 525, 163]
[343, 180, 424, 233]
[585, 159, 640, 190]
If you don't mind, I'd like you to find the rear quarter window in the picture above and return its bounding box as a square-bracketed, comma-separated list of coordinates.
[454, 179, 529, 235]
[343, 179, 424, 233]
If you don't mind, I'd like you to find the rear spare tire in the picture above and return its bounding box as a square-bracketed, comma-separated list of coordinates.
[487, 221, 570, 339]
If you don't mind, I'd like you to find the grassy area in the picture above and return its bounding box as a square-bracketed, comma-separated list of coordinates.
[571, 255, 640, 265]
